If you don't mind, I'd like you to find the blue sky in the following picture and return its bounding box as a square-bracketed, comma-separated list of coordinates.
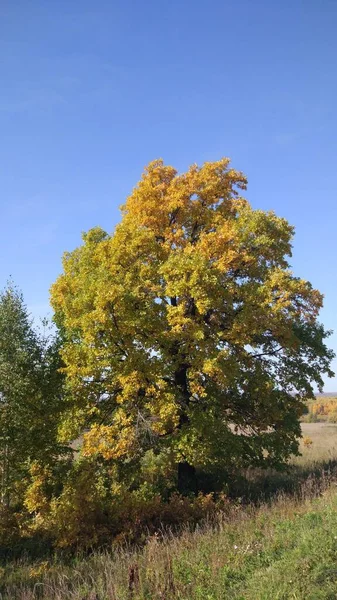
[1, 0, 336, 389]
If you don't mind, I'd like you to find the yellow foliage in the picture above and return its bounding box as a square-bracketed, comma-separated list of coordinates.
[29, 561, 49, 579]
[312, 399, 337, 419]
[24, 463, 52, 516]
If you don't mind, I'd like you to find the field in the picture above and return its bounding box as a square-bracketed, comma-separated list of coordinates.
[1, 423, 337, 599]
[294, 422, 337, 465]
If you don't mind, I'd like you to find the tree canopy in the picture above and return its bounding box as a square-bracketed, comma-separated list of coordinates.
[0, 284, 66, 505]
[51, 158, 334, 493]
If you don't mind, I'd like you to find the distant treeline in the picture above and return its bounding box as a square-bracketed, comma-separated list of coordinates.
[303, 397, 337, 423]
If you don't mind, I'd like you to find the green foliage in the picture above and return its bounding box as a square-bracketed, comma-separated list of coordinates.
[0, 283, 69, 507]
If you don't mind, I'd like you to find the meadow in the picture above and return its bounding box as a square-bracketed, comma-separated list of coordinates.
[2, 420, 337, 600]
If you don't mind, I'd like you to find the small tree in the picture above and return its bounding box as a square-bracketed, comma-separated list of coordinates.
[0, 283, 66, 506]
[51, 159, 334, 494]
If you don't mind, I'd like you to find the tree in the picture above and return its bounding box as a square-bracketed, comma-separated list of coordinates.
[50, 159, 334, 494]
[0, 284, 66, 505]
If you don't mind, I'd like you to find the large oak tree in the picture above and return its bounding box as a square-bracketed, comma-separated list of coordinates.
[51, 159, 334, 493]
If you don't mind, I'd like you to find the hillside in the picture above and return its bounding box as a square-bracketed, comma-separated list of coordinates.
[2, 423, 337, 600]
[2, 474, 337, 599]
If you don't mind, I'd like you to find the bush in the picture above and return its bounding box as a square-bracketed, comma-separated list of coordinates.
[47, 486, 229, 549]
[20, 457, 230, 551]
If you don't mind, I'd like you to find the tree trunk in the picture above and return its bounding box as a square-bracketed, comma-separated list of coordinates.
[170, 300, 198, 496]
[1, 443, 10, 507]
[178, 461, 197, 495]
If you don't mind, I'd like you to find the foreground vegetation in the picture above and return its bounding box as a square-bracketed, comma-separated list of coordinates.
[1, 424, 337, 599]
[4, 488, 337, 599]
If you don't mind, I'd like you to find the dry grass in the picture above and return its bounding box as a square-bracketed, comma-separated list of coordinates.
[294, 422, 337, 466]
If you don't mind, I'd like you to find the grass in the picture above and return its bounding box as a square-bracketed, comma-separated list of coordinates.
[2, 423, 337, 599]
[294, 422, 337, 466]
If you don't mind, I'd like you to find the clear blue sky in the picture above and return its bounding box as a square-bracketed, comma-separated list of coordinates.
[1, 1, 336, 389]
